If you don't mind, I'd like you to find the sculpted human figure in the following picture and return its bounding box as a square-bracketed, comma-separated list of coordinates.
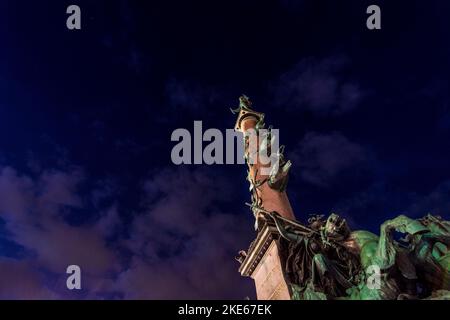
[266, 212, 450, 299]
[317, 213, 407, 300]
[380, 214, 450, 298]
[269, 212, 360, 299]
[231, 96, 450, 300]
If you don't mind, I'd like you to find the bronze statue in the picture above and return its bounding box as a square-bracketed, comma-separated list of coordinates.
[232, 96, 450, 300]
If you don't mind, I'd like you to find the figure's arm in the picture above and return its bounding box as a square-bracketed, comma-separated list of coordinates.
[376, 219, 398, 270]
[382, 215, 428, 234]
[270, 212, 301, 242]
[376, 215, 429, 269]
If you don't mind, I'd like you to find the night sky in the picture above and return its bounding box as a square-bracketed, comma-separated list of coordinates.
[0, 0, 449, 299]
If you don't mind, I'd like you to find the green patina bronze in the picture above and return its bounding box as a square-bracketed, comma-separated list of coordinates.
[268, 211, 450, 300]
[233, 96, 450, 300]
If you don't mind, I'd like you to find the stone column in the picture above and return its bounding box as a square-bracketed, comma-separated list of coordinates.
[233, 96, 295, 300]
[233, 95, 295, 224]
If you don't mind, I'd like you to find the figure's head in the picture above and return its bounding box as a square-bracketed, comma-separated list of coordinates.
[323, 213, 350, 240]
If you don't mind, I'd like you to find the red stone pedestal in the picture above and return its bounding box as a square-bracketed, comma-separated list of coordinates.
[239, 224, 292, 300]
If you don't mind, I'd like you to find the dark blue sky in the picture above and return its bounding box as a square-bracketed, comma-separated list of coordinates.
[0, 0, 449, 299]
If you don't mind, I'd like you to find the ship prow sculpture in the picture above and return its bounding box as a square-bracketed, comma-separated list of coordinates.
[232, 96, 450, 300]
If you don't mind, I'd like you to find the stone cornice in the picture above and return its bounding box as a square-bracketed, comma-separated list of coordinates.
[239, 223, 279, 277]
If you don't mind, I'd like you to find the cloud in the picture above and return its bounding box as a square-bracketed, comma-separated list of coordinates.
[408, 181, 450, 217]
[0, 258, 57, 300]
[291, 132, 369, 188]
[0, 166, 120, 298]
[0, 165, 254, 299]
[117, 167, 254, 299]
[272, 56, 364, 116]
[438, 104, 450, 132]
[0, 167, 34, 222]
[330, 180, 450, 232]
[165, 77, 222, 113]
[95, 205, 121, 238]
